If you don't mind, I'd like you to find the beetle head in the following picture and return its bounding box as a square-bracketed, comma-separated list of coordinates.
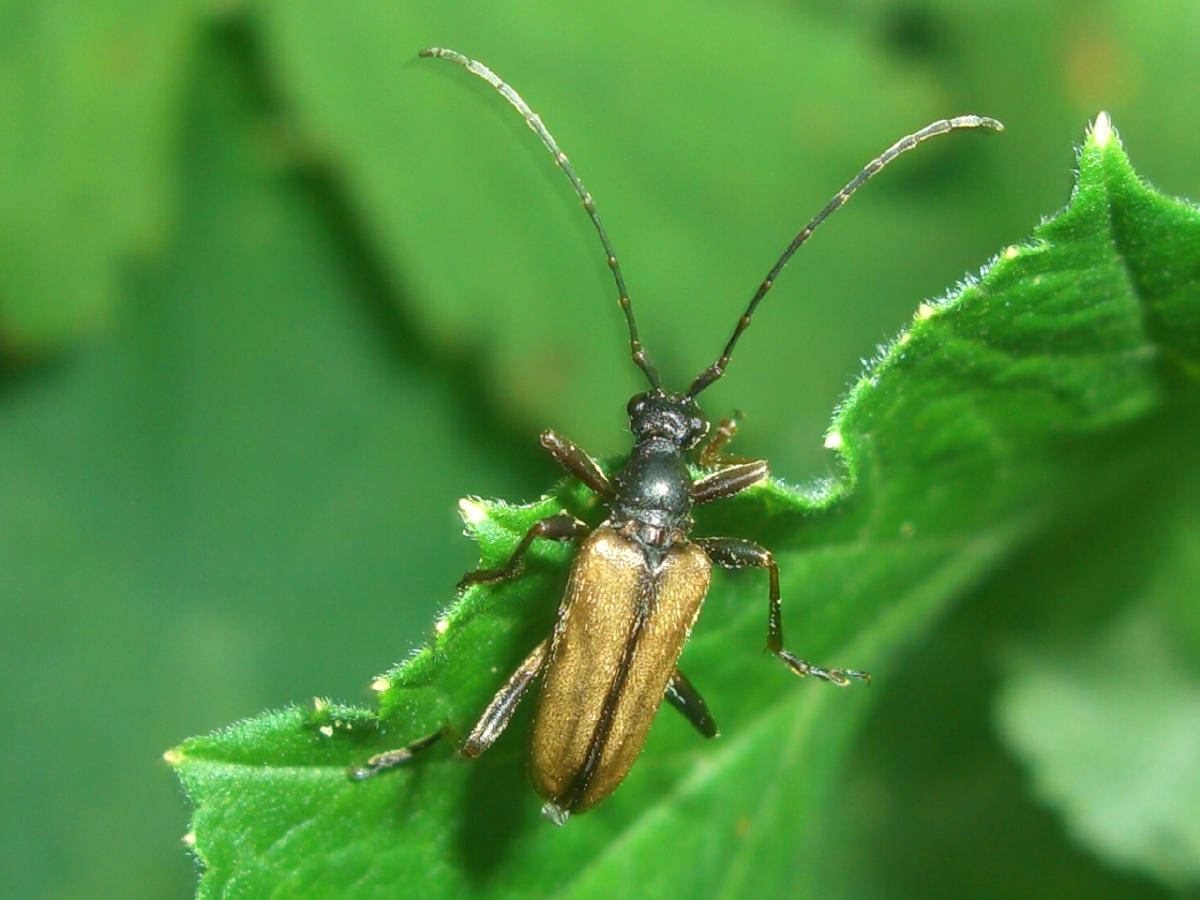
[626, 389, 708, 449]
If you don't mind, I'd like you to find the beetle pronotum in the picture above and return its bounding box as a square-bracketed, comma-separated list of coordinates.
[354, 47, 1002, 825]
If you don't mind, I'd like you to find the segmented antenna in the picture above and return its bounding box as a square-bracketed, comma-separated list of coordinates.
[421, 47, 661, 389]
[687, 115, 1004, 398]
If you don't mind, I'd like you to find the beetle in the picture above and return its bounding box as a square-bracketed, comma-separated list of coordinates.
[353, 47, 1002, 825]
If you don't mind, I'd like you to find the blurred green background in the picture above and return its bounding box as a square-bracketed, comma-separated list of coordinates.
[2, 2, 1197, 898]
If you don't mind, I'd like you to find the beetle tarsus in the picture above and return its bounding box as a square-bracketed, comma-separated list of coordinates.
[350, 729, 444, 780]
[777, 649, 870, 687]
[457, 563, 522, 591]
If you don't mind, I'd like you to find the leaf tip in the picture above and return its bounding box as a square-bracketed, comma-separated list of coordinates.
[1089, 111, 1115, 150]
[458, 496, 488, 528]
[823, 430, 844, 450]
[162, 746, 184, 767]
[181, 831, 196, 848]
[369, 675, 390, 692]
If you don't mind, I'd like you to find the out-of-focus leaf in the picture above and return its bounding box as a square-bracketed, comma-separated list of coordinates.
[997, 586, 1200, 889]
[0, 31, 531, 900]
[0, 2, 204, 349]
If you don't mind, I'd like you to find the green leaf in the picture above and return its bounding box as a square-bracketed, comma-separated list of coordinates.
[0, 2, 205, 350]
[170, 114, 1200, 898]
[991, 463, 1200, 892]
[0, 32, 541, 899]
[996, 609, 1200, 890]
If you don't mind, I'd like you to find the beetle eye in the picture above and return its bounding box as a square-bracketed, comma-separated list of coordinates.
[627, 394, 646, 418]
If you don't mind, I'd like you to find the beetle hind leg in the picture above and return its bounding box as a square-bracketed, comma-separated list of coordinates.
[665, 666, 719, 738]
[696, 536, 870, 687]
[352, 639, 550, 781]
[462, 638, 550, 757]
[350, 729, 444, 780]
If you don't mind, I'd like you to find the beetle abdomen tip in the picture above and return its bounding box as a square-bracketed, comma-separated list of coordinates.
[541, 801, 570, 827]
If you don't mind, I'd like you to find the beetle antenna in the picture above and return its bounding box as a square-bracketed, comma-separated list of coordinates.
[687, 115, 1003, 398]
[421, 47, 662, 389]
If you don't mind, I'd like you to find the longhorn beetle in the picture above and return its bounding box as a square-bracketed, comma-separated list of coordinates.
[353, 47, 1002, 825]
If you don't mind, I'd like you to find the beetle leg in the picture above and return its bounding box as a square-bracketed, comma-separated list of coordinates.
[691, 459, 768, 505]
[665, 667, 719, 738]
[349, 729, 444, 780]
[695, 537, 870, 687]
[458, 513, 589, 590]
[698, 412, 761, 467]
[462, 638, 550, 757]
[698, 412, 741, 465]
[541, 430, 614, 500]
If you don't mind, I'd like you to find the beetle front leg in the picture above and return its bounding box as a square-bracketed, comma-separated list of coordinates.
[541, 430, 614, 500]
[695, 537, 870, 687]
[698, 412, 765, 468]
[691, 458, 768, 506]
[698, 413, 740, 465]
[458, 513, 589, 590]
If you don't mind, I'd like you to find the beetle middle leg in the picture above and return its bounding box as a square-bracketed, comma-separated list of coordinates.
[695, 537, 870, 687]
[458, 513, 589, 590]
